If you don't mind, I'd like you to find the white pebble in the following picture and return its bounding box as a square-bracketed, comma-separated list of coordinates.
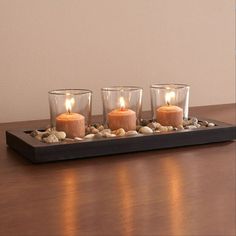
[208, 123, 215, 127]
[126, 130, 139, 136]
[52, 131, 66, 140]
[74, 137, 83, 141]
[186, 125, 198, 129]
[104, 133, 116, 138]
[167, 126, 174, 131]
[101, 129, 111, 135]
[84, 134, 95, 139]
[139, 126, 153, 134]
[43, 134, 59, 143]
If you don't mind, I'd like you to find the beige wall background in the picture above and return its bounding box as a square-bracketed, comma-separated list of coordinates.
[0, 0, 235, 123]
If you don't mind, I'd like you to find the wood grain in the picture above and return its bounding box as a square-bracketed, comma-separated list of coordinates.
[0, 104, 235, 236]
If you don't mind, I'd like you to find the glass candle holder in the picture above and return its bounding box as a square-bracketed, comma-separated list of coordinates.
[48, 89, 92, 138]
[101, 86, 143, 131]
[150, 84, 190, 127]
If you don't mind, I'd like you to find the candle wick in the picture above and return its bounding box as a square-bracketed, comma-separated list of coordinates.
[167, 102, 170, 106]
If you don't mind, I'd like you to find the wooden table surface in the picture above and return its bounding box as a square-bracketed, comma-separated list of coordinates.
[0, 104, 235, 236]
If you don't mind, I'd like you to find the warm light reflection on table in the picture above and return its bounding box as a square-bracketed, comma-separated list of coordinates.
[164, 158, 184, 236]
[117, 165, 134, 236]
[62, 171, 77, 236]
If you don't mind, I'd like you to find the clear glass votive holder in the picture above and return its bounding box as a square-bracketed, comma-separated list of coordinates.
[101, 86, 143, 131]
[48, 89, 92, 138]
[150, 84, 190, 126]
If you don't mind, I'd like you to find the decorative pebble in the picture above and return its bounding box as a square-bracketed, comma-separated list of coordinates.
[101, 129, 111, 135]
[113, 128, 126, 136]
[139, 126, 153, 134]
[65, 138, 76, 142]
[182, 119, 190, 127]
[140, 119, 149, 126]
[97, 125, 104, 131]
[84, 134, 95, 139]
[207, 123, 215, 127]
[183, 117, 198, 126]
[167, 126, 174, 131]
[186, 125, 198, 129]
[43, 134, 59, 143]
[136, 125, 142, 132]
[30, 130, 40, 137]
[94, 132, 103, 139]
[154, 130, 161, 133]
[177, 125, 184, 130]
[147, 122, 161, 130]
[199, 120, 208, 126]
[159, 126, 168, 132]
[35, 134, 43, 141]
[74, 137, 83, 141]
[191, 117, 198, 125]
[90, 127, 99, 134]
[51, 131, 66, 140]
[126, 130, 138, 136]
[104, 133, 116, 138]
[41, 133, 50, 139]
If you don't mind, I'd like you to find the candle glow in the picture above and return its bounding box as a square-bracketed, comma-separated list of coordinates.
[119, 97, 126, 110]
[165, 91, 175, 105]
[65, 97, 75, 114]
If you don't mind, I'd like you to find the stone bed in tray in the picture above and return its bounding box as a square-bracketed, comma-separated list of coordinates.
[31, 117, 216, 144]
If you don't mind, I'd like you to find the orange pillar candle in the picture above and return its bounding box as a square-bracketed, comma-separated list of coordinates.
[108, 97, 136, 131]
[56, 98, 85, 138]
[156, 91, 183, 127]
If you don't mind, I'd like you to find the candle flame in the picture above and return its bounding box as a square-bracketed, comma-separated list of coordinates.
[119, 97, 126, 110]
[165, 91, 175, 105]
[65, 97, 75, 114]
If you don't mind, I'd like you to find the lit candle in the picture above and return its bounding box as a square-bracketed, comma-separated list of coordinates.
[56, 97, 85, 138]
[108, 97, 136, 131]
[156, 91, 183, 127]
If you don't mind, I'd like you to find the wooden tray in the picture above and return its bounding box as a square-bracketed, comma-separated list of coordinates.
[6, 118, 236, 163]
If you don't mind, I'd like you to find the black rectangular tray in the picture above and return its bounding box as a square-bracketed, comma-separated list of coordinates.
[6, 118, 236, 163]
